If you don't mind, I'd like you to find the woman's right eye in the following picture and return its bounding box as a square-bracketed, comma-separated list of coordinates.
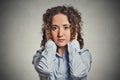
[51, 26, 58, 31]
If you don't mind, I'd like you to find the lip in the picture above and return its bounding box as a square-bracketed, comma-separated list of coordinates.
[58, 39, 65, 42]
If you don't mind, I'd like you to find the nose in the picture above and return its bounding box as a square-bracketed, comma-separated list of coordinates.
[57, 28, 63, 37]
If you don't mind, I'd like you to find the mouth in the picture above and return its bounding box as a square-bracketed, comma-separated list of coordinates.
[58, 39, 65, 42]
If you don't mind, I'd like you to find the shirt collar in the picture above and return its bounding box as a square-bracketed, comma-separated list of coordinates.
[56, 50, 68, 60]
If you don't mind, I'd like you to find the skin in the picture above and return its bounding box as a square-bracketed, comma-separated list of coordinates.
[51, 13, 71, 56]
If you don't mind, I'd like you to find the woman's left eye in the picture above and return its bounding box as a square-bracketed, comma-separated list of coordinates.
[63, 24, 70, 30]
[64, 26, 70, 30]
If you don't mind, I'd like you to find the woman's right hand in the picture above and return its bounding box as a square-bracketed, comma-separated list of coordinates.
[45, 28, 52, 40]
[45, 39, 57, 53]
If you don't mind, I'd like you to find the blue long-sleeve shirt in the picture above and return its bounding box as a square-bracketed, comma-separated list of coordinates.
[32, 40, 92, 80]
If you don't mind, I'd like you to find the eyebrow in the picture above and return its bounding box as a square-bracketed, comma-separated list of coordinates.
[51, 25, 58, 27]
[51, 24, 70, 27]
[63, 24, 70, 26]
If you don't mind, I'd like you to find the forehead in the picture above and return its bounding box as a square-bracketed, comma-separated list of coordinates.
[52, 13, 70, 25]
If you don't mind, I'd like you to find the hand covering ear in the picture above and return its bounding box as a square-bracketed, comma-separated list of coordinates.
[45, 27, 52, 40]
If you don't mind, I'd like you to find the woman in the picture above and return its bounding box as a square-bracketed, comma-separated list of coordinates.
[32, 5, 92, 80]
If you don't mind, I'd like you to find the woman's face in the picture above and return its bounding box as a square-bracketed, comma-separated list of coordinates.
[51, 13, 71, 47]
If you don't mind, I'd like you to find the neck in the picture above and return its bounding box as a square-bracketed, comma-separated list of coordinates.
[57, 46, 66, 56]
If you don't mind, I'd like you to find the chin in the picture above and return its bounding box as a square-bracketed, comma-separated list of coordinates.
[57, 43, 67, 47]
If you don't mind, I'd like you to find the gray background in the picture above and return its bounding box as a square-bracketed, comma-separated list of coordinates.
[0, 0, 120, 80]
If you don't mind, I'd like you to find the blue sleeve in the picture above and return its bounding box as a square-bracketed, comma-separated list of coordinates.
[32, 40, 57, 77]
[68, 39, 92, 79]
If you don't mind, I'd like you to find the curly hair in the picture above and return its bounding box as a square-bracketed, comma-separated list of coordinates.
[41, 5, 84, 49]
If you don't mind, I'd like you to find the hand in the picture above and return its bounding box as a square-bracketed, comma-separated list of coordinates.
[45, 40, 57, 52]
[68, 39, 81, 54]
[75, 32, 78, 40]
[45, 28, 52, 40]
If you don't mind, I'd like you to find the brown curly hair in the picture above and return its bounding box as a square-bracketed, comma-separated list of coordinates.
[41, 5, 84, 49]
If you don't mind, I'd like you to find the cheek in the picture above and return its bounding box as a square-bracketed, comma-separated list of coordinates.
[51, 32, 57, 40]
[66, 31, 71, 41]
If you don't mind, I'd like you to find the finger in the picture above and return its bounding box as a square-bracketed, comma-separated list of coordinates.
[75, 33, 78, 39]
[45, 29, 51, 40]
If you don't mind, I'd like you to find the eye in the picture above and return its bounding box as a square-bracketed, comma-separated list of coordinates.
[63, 25, 70, 30]
[51, 25, 58, 31]
[64, 26, 69, 30]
